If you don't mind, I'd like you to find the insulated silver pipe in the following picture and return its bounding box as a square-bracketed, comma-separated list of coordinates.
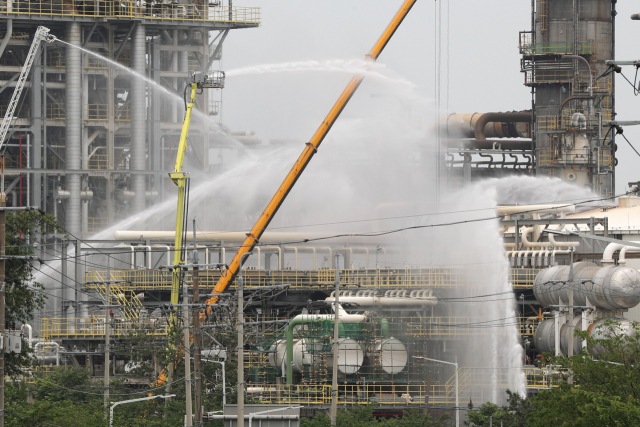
[65, 22, 82, 235]
[130, 24, 147, 213]
[0, 19, 12, 59]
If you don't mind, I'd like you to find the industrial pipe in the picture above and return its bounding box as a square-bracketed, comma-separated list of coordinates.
[0, 19, 12, 59]
[445, 113, 531, 140]
[325, 289, 437, 308]
[130, 24, 146, 213]
[65, 22, 82, 235]
[602, 242, 640, 264]
[618, 246, 640, 264]
[474, 112, 532, 140]
[447, 139, 533, 150]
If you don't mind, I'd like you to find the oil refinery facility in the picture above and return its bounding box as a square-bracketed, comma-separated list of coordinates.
[1, 0, 640, 425]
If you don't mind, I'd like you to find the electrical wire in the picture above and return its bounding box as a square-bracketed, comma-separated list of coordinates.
[617, 132, 640, 159]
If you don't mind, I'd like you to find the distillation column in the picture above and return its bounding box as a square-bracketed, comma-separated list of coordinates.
[65, 22, 82, 235]
[525, 0, 614, 194]
[130, 24, 147, 213]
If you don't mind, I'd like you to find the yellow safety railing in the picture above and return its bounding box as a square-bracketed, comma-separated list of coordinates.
[88, 155, 109, 171]
[40, 317, 168, 340]
[46, 104, 65, 120]
[575, 77, 612, 94]
[519, 316, 547, 336]
[115, 105, 130, 121]
[519, 40, 594, 56]
[84, 267, 539, 291]
[537, 116, 558, 132]
[538, 147, 612, 168]
[510, 268, 540, 288]
[85, 267, 465, 291]
[85, 104, 109, 121]
[94, 281, 143, 320]
[246, 383, 455, 406]
[247, 367, 554, 406]
[0, 104, 29, 118]
[87, 216, 108, 233]
[524, 68, 573, 85]
[0, 1, 261, 24]
[86, 55, 109, 69]
[537, 110, 612, 134]
[47, 50, 65, 68]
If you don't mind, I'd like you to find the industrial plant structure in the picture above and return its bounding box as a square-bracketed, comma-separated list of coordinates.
[1, 0, 639, 422]
[446, 0, 615, 198]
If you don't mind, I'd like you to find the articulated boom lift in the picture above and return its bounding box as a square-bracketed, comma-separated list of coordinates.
[170, 71, 225, 322]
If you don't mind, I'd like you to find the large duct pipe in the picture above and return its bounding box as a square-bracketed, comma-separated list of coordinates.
[130, 24, 146, 213]
[0, 19, 12, 59]
[445, 111, 531, 140]
[474, 112, 532, 140]
[447, 139, 533, 150]
[65, 22, 82, 235]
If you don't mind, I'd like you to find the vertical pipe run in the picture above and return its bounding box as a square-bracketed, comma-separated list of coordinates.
[130, 24, 146, 213]
[65, 22, 82, 235]
[330, 255, 340, 426]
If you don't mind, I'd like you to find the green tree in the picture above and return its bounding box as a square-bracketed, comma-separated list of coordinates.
[5, 210, 59, 377]
[301, 404, 449, 427]
[525, 318, 640, 427]
[465, 390, 531, 427]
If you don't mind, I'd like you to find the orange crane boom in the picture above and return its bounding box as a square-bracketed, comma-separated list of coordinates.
[205, 0, 417, 309]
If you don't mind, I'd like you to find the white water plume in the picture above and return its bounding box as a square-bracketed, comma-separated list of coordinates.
[226, 58, 416, 87]
[56, 39, 255, 157]
[32, 42, 600, 402]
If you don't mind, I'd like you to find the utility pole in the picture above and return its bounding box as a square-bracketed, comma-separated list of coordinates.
[183, 274, 193, 426]
[330, 254, 340, 426]
[0, 155, 6, 427]
[104, 258, 110, 412]
[193, 220, 203, 426]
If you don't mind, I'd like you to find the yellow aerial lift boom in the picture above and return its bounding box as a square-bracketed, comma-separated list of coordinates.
[205, 0, 417, 309]
[170, 71, 225, 321]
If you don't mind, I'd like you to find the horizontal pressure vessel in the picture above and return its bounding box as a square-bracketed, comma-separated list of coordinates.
[533, 263, 640, 310]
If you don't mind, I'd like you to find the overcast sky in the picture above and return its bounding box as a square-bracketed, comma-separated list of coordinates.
[221, 0, 640, 196]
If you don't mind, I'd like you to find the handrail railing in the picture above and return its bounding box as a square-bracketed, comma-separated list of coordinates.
[0, 1, 261, 24]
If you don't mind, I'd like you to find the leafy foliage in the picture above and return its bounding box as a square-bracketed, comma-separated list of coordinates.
[522, 319, 640, 427]
[301, 404, 449, 427]
[5, 210, 59, 376]
[464, 390, 532, 427]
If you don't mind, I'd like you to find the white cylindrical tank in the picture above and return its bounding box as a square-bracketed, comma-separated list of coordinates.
[326, 338, 364, 375]
[291, 339, 314, 374]
[269, 338, 364, 375]
[587, 318, 637, 355]
[533, 318, 556, 354]
[268, 339, 287, 370]
[373, 338, 407, 374]
[534, 263, 640, 310]
[534, 316, 582, 356]
[560, 315, 584, 356]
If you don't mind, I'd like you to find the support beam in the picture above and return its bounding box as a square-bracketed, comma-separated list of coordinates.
[114, 22, 138, 62]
